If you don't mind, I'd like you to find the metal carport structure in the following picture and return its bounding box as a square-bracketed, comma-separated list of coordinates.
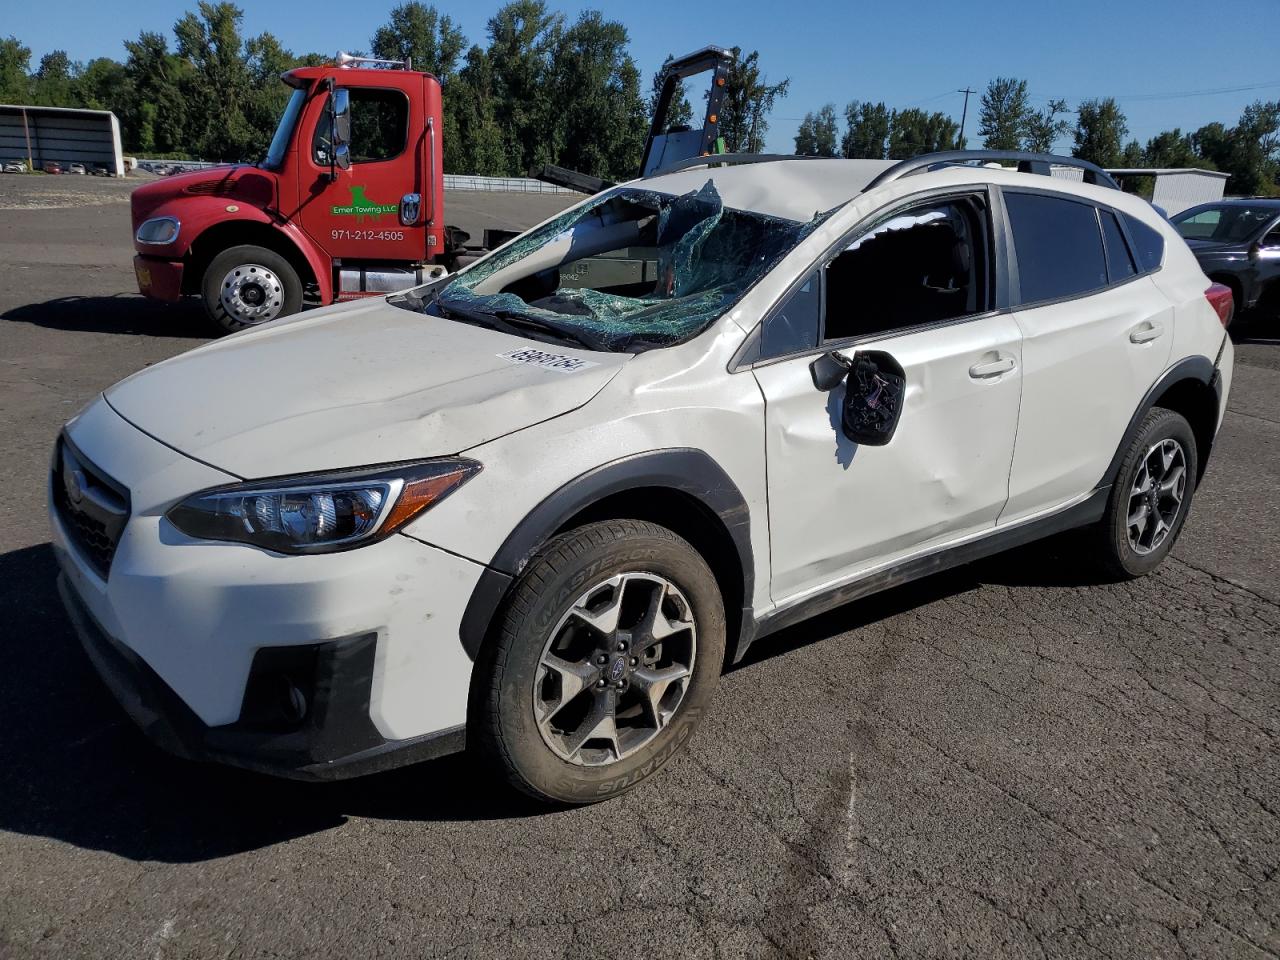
[0, 104, 125, 177]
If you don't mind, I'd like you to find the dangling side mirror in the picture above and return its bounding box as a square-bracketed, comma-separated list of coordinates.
[809, 349, 906, 446]
[841, 351, 906, 446]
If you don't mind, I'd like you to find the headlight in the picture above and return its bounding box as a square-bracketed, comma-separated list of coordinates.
[166, 459, 480, 553]
[135, 216, 181, 245]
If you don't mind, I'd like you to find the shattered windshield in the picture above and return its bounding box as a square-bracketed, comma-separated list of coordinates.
[401, 181, 830, 353]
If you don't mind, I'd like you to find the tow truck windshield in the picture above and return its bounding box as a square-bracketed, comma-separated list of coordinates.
[263, 88, 307, 171]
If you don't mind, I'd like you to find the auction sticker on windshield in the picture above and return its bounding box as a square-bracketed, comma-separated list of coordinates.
[499, 349, 599, 373]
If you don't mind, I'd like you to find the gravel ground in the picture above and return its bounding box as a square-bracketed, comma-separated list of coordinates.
[0, 180, 1277, 960]
[0, 171, 150, 209]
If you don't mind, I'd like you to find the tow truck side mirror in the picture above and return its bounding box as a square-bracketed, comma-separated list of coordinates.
[330, 88, 352, 175]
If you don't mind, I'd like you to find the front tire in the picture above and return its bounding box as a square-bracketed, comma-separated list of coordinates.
[201, 244, 302, 334]
[1094, 407, 1198, 579]
[474, 520, 725, 804]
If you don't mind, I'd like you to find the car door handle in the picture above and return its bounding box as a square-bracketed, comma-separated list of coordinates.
[968, 356, 1016, 379]
[1129, 320, 1165, 344]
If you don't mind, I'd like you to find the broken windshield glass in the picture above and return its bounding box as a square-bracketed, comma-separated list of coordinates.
[406, 180, 831, 353]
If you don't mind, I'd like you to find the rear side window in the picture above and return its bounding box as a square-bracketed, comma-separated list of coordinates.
[1121, 213, 1164, 272]
[1099, 210, 1137, 283]
[1005, 192, 1107, 304]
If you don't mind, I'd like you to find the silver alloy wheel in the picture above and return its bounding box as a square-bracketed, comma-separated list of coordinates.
[1127, 437, 1187, 555]
[219, 263, 285, 324]
[533, 572, 697, 766]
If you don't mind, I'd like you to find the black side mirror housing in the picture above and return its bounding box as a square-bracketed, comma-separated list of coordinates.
[809, 350, 850, 391]
[842, 351, 906, 446]
[810, 349, 906, 446]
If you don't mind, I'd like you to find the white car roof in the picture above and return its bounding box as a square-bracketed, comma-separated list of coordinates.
[635, 156, 1167, 229]
[638, 158, 897, 222]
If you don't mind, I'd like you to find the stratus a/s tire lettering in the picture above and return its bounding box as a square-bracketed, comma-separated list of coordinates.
[473, 519, 725, 804]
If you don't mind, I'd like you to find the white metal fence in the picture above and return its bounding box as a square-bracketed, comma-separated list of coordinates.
[443, 174, 580, 194]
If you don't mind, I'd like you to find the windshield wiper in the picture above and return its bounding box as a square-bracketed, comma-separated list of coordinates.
[487, 309, 606, 352]
[435, 298, 606, 352]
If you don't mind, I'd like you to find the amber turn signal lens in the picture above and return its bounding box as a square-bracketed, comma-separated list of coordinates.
[382, 464, 479, 533]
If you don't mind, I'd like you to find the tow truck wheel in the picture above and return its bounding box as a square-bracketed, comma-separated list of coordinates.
[202, 245, 302, 334]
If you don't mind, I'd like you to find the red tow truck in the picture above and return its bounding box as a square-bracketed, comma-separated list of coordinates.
[129, 47, 733, 332]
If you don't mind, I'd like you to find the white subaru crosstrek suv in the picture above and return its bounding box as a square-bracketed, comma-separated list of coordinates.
[51, 151, 1234, 803]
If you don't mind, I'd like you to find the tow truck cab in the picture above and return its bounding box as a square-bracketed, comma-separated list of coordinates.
[130, 46, 736, 332]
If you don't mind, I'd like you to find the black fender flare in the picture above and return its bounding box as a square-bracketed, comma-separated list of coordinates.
[1098, 354, 1218, 489]
[458, 448, 755, 661]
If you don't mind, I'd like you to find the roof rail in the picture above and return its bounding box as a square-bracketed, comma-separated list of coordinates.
[866, 150, 1120, 191]
[649, 152, 816, 177]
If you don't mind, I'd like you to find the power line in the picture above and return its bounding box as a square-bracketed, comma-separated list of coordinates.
[1028, 79, 1280, 104]
[958, 87, 975, 144]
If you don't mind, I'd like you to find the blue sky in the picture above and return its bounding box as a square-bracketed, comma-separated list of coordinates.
[13, 0, 1280, 154]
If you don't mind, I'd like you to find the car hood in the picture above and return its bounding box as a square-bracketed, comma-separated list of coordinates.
[104, 299, 627, 479]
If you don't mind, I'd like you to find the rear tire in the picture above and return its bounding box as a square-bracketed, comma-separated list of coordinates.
[201, 244, 302, 334]
[473, 520, 725, 804]
[1093, 407, 1197, 579]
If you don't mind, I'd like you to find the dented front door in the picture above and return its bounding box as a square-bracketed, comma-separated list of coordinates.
[754, 316, 1023, 604]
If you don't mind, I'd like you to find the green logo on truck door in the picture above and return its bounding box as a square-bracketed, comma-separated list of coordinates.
[331, 185, 398, 222]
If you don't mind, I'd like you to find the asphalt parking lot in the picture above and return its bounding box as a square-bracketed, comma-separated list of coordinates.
[1, 174, 1278, 959]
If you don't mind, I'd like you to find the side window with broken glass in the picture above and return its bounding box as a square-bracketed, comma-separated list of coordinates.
[404, 181, 831, 353]
[822, 196, 990, 343]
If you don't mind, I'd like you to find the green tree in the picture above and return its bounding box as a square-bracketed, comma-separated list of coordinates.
[31, 50, 75, 106]
[174, 2, 256, 160]
[1226, 100, 1280, 194]
[648, 54, 693, 132]
[1022, 98, 1070, 153]
[794, 103, 838, 156]
[73, 57, 129, 112]
[888, 108, 959, 159]
[371, 2, 465, 76]
[0, 36, 32, 103]
[842, 100, 891, 159]
[243, 32, 302, 158]
[122, 31, 190, 154]
[546, 10, 646, 180]
[979, 77, 1029, 150]
[1140, 128, 1208, 168]
[1121, 139, 1144, 167]
[719, 47, 788, 154]
[486, 0, 564, 174]
[450, 45, 506, 174]
[1072, 97, 1128, 168]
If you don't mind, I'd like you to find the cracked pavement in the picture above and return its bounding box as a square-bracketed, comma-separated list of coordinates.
[1, 182, 1278, 959]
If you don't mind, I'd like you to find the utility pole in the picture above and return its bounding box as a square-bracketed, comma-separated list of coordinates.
[957, 87, 975, 148]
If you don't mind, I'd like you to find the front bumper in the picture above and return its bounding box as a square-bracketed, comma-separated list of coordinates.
[133, 254, 184, 301]
[51, 397, 485, 779]
[58, 574, 463, 780]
